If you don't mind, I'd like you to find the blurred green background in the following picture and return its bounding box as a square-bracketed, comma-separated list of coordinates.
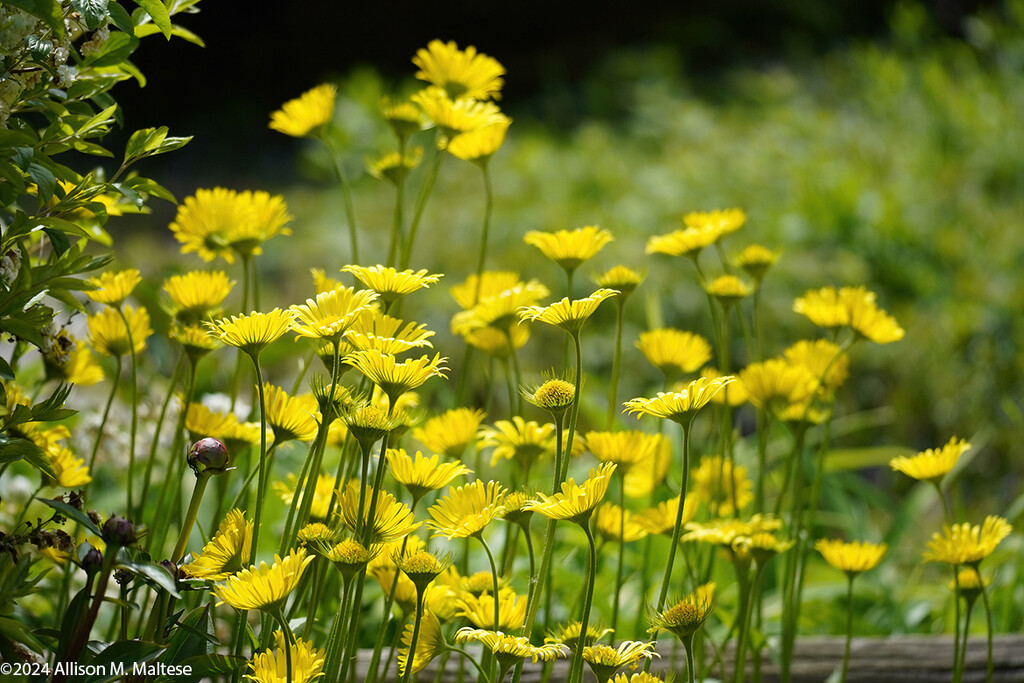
[110, 0, 1023, 521]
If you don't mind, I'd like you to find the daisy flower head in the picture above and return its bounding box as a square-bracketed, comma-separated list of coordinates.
[704, 274, 753, 307]
[525, 462, 616, 525]
[65, 344, 105, 386]
[163, 270, 235, 323]
[734, 243, 780, 282]
[923, 516, 1012, 566]
[343, 310, 435, 355]
[701, 367, 748, 406]
[245, 630, 325, 683]
[522, 376, 576, 417]
[182, 509, 252, 581]
[386, 448, 471, 501]
[450, 271, 525, 310]
[738, 358, 817, 414]
[783, 339, 849, 391]
[583, 641, 658, 683]
[413, 407, 486, 459]
[478, 416, 556, 469]
[623, 375, 734, 425]
[324, 539, 378, 581]
[170, 188, 291, 264]
[262, 384, 319, 444]
[365, 146, 424, 185]
[692, 455, 753, 517]
[815, 539, 887, 577]
[585, 429, 659, 472]
[339, 481, 420, 543]
[88, 305, 152, 357]
[341, 265, 442, 305]
[457, 588, 527, 631]
[213, 548, 313, 612]
[207, 309, 296, 358]
[889, 436, 970, 484]
[87, 268, 142, 307]
[645, 226, 718, 259]
[447, 116, 512, 165]
[397, 548, 455, 593]
[398, 610, 446, 676]
[413, 39, 505, 101]
[843, 287, 905, 343]
[517, 288, 619, 335]
[545, 621, 614, 653]
[426, 480, 506, 539]
[343, 350, 448, 406]
[594, 502, 649, 544]
[380, 96, 428, 141]
[624, 433, 672, 497]
[636, 495, 699, 537]
[268, 83, 336, 138]
[636, 328, 712, 376]
[290, 286, 379, 343]
[47, 446, 91, 488]
[523, 225, 614, 274]
[412, 86, 505, 139]
[593, 265, 645, 298]
[683, 208, 746, 238]
[455, 628, 566, 673]
[647, 582, 716, 642]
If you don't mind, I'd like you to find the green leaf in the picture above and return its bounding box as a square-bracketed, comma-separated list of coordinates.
[0, 616, 45, 652]
[0, 356, 14, 381]
[71, 0, 109, 30]
[122, 176, 177, 203]
[43, 227, 71, 256]
[117, 560, 181, 599]
[160, 604, 215, 669]
[31, 383, 75, 422]
[87, 31, 138, 68]
[133, 0, 172, 39]
[27, 162, 56, 201]
[82, 640, 166, 683]
[38, 497, 103, 537]
[56, 585, 90, 659]
[106, 1, 134, 35]
[0, 436, 45, 469]
[125, 126, 167, 161]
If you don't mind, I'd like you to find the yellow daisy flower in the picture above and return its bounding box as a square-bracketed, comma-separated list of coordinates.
[683, 208, 746, 237]
[372, 565, 419, 613]
[170, 324, 220, 361]
[381, 96, 428, 141]
[274, 474, 336, 523]
[635, 328, 712, 376]
[647, 582, 716, 641]
[450, 271, 526, 309]
[170, 188, 292, 263]
[525, 462, 616, 525]
[341, 265, 442, 305]
[623, 376, 734, 424]
[783, 339, 849, 391]
[593, 265, 645, 298]
[455, 628, 566, 672]
[344, 350, 448, 405]
[412, 86, 505, 139]
[923, 516, 1012, 566]
[88, 305, 152, 357]
[692, 455, 753, 517]
[343, 310, 435, 355]
[734, 244, 780, 282]
[890, 436, 970, 484]
[213, 548, 313, 612]
[700, 367, 748, 406]
[843, 287, 905, 343]
[545, 621, 614, 652]
[290, 286, 379, 343]
[47, 446, 91, 488]
[310, 267, 343, 295]
[815, 539, 887, 576]
[793, 286, 848, 329]
[262, 384, 319, 444]
[636, 496, 699, 536]
[86, 268, 142, 307]
[518, 288, 619, 335]
[182, 509, 252, 581]
[398, 610, 446, 675]
[268, 83, 336, 138]
[594, 502, 649, 544]
[413, 39, 505, 101]
[624, 433, 672, 498]
[457, 588, 527, 631]
[645, 226, 718, 259]
[523, 226, 614, 273]
[683, 515, 783, 546]
[365, 146, 424, 184]
[585, 429, 659, 473]
[738, 359, 817, 413]
[583, 641, 658, 683]
[207, 309, 297, 357]
[65, 345, 105, 386]
[295, 523, 336, 547]
[245, 630, 325, 683]
[386, 448, 471, 501]
[338, 481, 420, 543]
[426, 480, 506, 539]
[478, 416, 556, 469]
[447, 116, 511, 164]
[704, 274, 753, 306]
[413, 407, 486, 459]
[163, 270, 235, 323]
[324, 539, 378, 579]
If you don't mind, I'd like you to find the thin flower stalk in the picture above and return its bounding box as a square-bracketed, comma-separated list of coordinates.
[400, 141, 445, 271]
[321, 135, 359, 263]
[115, 305, 141, 518]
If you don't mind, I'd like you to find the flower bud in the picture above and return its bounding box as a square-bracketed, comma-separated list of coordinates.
[114, 568, 134, 586]
[82, 546, 104, 575]
[187, 437, 230, 477]
[102, 514, 137, 547]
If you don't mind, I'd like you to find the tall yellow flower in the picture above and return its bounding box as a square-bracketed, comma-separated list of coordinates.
[170, 188, 292, 263]
[207, 309, 297, 357]
[365, 147, 424, 184]
[456, 588, 527, 630]
[636, 496, 699, 536]
[213, 548, 313, 612]
[682, 208, 746, 238]
[289, 286, 379, 343]
[734, 244, 780, 282]
[923, 516, 1012, 566]
[647, 582, 716, 640]
[701, 367, 748, 406]
[398, 610, 446, 676]
[343, 310, 435, 355]
[583, 641, 658, 683]
[87, 268, 141, 307]
[624, 433, 672, 497]
[692, 455, 753, 517]
[517, 288, 619, 335]
[450, 271, 525, 309]
[623, 376, 734, 425]
[585, 430, 659, 472]
[594, 503, 649, 544]
[274, 474, 336, 523]
[88, 305, 152, 357]
[182, 509, 253, 580]
[269, 83, 336, 138]
[338, 481, 420, 543]
[65, 345, 105, 386]
[593, 265, 645, 298]
[783, 339, 849, 391]
[455, 628, 566, 672]
[163, 270, 235, 323]
[245, 630, 325, 683]
[815, 539, 887, 576]
[645, 226, 718, 259]
[386, 448, 471, 501]
[47, 446, 91, 488]
[381, 96, 427, 141]
[426, 480, 506, 539]
[412, 39, 505, 101]
[704, 274, 753, 306]
[447, 117, 511, 165]
[524, 226, 614, 274]
[341, 265, 442, 305]
[343, 350, 448, 405]
[738, 359, 817, 413]
[412, 87, 505, 139]
[793, 286, 904, 344]
[525, 462, 616, 525]
[478, 416, 556, 469]
[636, 328, 712, 376]
[262, 384, 319, 444]
[413, 407, 486, 459]
[890, 436, 970, 484]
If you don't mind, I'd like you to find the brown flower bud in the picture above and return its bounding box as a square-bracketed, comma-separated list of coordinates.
[187, 437, 231, 477]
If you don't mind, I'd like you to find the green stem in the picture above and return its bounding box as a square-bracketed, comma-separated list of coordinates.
[386, 138, 408, 267]
[401, 592, 427, 683]
[272, 608, 295, 683]
[605, 299, 625, 429]
[840, 575, 855, 683]
[170, 473, 211, 563]
[400, 144, 445, 270]
[567, 521, 598, 683]
[321, 136, 359, 263]
[684, 634, 697, 683]
[472, 162, 494, 300]
[610, 475, 626, 638]
[248, 354, 269, 565]
[323, 575, 353, 683]
[86, 355, 121, 481]
[559, 333, 584, 485]
[480, 535, 502, 630]
[139, 354, 185, 516]
[977, 566, 994, 683]
[114, 306, 139, 518]
[447, 646, 491, 683]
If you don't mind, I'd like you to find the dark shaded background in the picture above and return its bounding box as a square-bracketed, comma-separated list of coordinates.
[114, 0, 988, 190]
